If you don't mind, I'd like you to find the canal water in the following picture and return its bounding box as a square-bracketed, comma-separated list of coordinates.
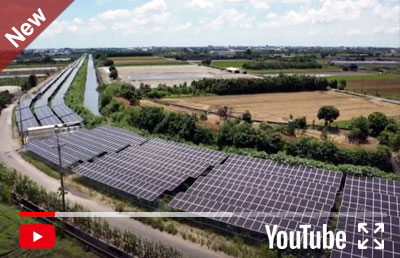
[84, 54, 101, 116]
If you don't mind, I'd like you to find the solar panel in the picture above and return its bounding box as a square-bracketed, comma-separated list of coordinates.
[60, 113, 83, 125]
[34, 106, 56, 120]
[16, 97, 34, 110]
[26, 126, 148, 169]
[169, 155, 342, 240]
[346, 176, 400, 197]
[221, 155, 342, 190]
[15, 108, 34, 122]
[52, 104, 74, 118]
[39, 116, 62, 126]
[331, 176, 400, 258]
[18, 118, 39, 133]
[71, 136, 227, 202]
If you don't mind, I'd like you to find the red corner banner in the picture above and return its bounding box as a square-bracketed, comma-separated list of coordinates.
[0, 0, 74, 73]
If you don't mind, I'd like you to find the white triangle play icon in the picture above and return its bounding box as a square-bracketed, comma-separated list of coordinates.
[33, 231, 43, 242]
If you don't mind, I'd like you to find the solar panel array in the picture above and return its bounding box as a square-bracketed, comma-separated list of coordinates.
[73, 138, 228, 202]
[331, 176, 400, 258]
[51, 57, 84, 125]
[169, 155, 342, 239]
[26, 126, 148, 168]
[15, 95, 37, 133]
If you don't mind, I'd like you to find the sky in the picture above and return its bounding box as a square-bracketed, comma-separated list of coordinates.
[30, 0, 400, 48]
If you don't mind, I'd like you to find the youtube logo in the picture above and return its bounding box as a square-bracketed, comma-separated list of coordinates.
[19, 224, 55, 249]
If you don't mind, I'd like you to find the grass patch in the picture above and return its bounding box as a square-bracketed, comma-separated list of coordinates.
[211, 60, 341, 74]
[330, 120, 353, 130]
[0, 77, 28, 86]
[6, 63, 66, 69]
[111, 56, 188, 67]
[0, 202, 96, 257]
[20, 152, 60, 179]
[328, 74, 400, 82]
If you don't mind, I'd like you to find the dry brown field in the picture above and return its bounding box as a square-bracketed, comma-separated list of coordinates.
[347, 79, 400, 98]
[164, 91, 400, 124]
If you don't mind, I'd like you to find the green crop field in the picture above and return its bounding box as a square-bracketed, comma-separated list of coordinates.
[110, 56, 188, 67]
[0, 202, 97, 257]
[210, 60, 341, 74]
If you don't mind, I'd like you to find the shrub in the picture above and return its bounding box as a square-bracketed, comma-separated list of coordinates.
[348, 116, 369, 143]
[241, 110, 252, 123]
[368, 112, 389, 136]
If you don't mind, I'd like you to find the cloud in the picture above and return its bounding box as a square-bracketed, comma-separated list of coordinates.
[109, 0, 170, 33]
[98, 9, 131, 21]
[373, 4, 400, 21]
[204, 9, 253, 30]
[260, 0, 377, 28]
[346, 29, 361, 36]
[173, 22, 193, 31]
[190, 0, 214, 10]
[41, 18, 106, 38]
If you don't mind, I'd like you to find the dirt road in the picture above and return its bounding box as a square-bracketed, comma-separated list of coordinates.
[0, 103, 231, 258]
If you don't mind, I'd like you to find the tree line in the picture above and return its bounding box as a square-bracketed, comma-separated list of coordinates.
[190, 76, 333, 95]
[242, 60, 322, 70]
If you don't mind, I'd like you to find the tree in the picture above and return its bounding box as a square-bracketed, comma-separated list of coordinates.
[338, 80, 347, 90]
[201, 58, 212, 66]
[329, 80, 338, 89]
[109, 65, 116, 72]
[217, 106, 230, 121]
[241, 110, 252, 123]
[349, 63, 358, 71]
[22, 74, 37, 91]
[103, 59, 114, 66]
[317, 106, 340, 126]
[109, 69, 118, 80]
[348, 116, 369, 143]
[368, 112, 388, 136]
[28, 74, 37, 88]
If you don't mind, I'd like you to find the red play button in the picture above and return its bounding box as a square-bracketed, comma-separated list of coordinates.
[19, 224, 55, 249]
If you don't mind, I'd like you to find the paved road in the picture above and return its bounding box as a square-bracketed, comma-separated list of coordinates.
[0, 103, 231, 258]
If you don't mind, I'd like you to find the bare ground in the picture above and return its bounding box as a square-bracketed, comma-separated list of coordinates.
[163, 91, 400, 125]
[100, 64, 259, 88]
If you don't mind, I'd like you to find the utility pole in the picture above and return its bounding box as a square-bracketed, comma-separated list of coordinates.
[55, 125, 66, 212]
[18, 99, 24, 145]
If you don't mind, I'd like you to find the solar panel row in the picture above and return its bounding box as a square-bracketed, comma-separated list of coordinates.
[15, 107, 34, 122]
[34, 68, 73, 109]
[72, 137, 228, 202]
[34, 106, 55, 120]
[39, 116, 62, 126]
[15, 56, 85, 134]
[17, 118, 39, 133]
[169, 155, 342, 240]
[26, 126, 148, 168]
[331, 176, 400, 258]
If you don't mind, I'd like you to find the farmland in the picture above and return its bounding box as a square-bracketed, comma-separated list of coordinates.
[211, 60, 342, 74]
[100, 64, 258, 88]
[329, 74, 400, 100]
[110, 56, 187, 66]
[163, 91, 400, 124]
